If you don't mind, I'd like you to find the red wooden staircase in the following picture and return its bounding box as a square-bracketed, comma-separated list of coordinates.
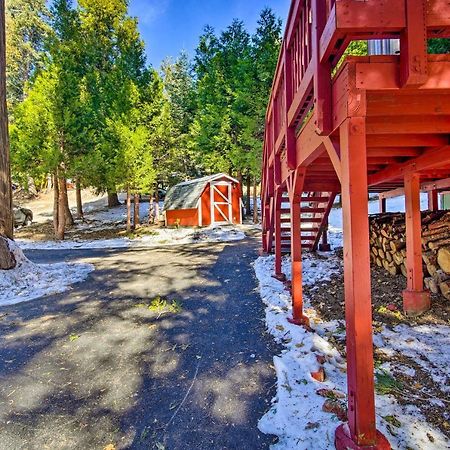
[275, 192, 336, 254]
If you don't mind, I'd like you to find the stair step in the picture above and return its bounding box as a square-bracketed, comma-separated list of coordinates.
[301, 208, 326, 214]
[281, 227, 320, 232]
[280, 208, 326, 214]
[300, 218, 322, 223]
[301, 196, 330, 203]
[281, 218, 324, 224]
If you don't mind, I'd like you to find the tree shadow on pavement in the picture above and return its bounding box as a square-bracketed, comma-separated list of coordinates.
[0, 240, 280, 450]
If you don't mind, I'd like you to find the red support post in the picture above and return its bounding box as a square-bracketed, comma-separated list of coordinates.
[318, 217, 331, 252]
[379, 197, 387, 213]
[335, 118, 390, 450]
[287, 169, 309, 326]
[312, 0, 332, 135]
[274, 189, 284, 279]
[428, 189, 439, 211]
[402, 173, 431, 315]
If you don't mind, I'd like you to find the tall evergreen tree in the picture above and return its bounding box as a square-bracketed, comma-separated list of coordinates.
[5, 0, 50, 107]
[162, 52, 198, 181]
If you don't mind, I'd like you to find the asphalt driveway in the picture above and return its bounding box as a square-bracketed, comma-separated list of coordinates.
[0, 238, 278, 450]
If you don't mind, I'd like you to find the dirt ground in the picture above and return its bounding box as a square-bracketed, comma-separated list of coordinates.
[15, 189, 108, 224]
[304, 250, 450, 439]
[14, 189, 164, 242]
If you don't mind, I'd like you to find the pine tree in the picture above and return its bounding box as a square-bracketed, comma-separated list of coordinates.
[5, 0, 50, 108]
[162, 52, 198, 181]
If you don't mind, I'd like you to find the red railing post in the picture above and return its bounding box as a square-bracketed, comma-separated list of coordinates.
[312, 0, 332, 135]
[400, 0, 428, 87]
[284, 42, 297, 169]
[274, 188, 283, 277]
[402, 172, 431, 315]
[274, 154, 284, 278]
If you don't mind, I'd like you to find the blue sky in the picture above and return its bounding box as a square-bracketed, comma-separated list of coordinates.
[128, 0, 291, 69]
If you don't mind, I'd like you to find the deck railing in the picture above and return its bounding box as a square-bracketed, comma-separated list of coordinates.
[263, 0, 450, 188]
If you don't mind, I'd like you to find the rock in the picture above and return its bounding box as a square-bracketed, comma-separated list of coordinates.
[0, 237, 16, 270]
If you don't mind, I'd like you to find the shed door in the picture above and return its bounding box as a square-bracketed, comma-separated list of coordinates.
[210, 181, 232, 224]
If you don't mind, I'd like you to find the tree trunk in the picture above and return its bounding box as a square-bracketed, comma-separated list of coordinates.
[253, 176, 259, 224]
[108, 191, 121, 207]
[133, 194, 140, 228]
[0, 236, 15, 269]
[27, 177, 37, 197]
[155, 182, 160, 203]
[246, 175, 251, 216]
[76, 178, 83, 220]
[56, 175, 66, 240]
[0, 0, 13, 240]
[63, 178, 74, 227]
[237, 171, 243, 188]
[53, 171, 59, 235]
[47, 174, 52, 193]
[126, 186, 132, 233]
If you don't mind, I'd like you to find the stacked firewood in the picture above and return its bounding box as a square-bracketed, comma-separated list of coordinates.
[369, 211, 450, 300]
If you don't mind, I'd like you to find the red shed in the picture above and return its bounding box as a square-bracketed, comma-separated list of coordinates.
[164, 174, 242, 227]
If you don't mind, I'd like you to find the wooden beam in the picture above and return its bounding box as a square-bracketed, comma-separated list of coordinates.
[421, 177, 450, 191]
[366, 115, 450, 134]
[323, 137, 342, 182]
[367, 134, 448, 148]
[368, 146, 450, 186]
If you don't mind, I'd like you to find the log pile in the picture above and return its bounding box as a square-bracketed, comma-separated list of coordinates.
[369, 211, 450, 300]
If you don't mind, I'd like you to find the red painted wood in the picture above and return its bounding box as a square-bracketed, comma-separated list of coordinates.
[274, 189, 283, 276]
[288, 169, 308, 324]
[262, 2, 450, 447]
[340, 117, 378, 446]
[403, 172, 431, 315]
[428, 189, 439, 211]
[400, 0, 428, 87]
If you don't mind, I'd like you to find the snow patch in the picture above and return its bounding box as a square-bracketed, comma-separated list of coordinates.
[376, 324, 450, 393]
[254, 254, 450, 450]
[15, 225, 246, 250]
[0, 240, 94, 306]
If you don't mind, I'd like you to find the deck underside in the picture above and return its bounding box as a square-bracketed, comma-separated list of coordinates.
[276, 55, 450, 195]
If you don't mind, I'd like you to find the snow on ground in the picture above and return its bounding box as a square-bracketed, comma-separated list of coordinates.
[0, 240, 94, 307]
[374, 325, 450, 394]
[16, 225, 246, 250]
[254, 254, 450, 450]
[82, 198, 164, 224]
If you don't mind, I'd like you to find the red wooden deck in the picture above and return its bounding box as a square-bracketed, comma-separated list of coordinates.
[261, 1, 450, 449]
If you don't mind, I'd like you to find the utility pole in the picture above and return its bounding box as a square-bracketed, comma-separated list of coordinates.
[0, 0, 13, 239]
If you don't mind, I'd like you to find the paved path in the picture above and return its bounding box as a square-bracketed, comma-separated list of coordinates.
[0, 238, 278, 450]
